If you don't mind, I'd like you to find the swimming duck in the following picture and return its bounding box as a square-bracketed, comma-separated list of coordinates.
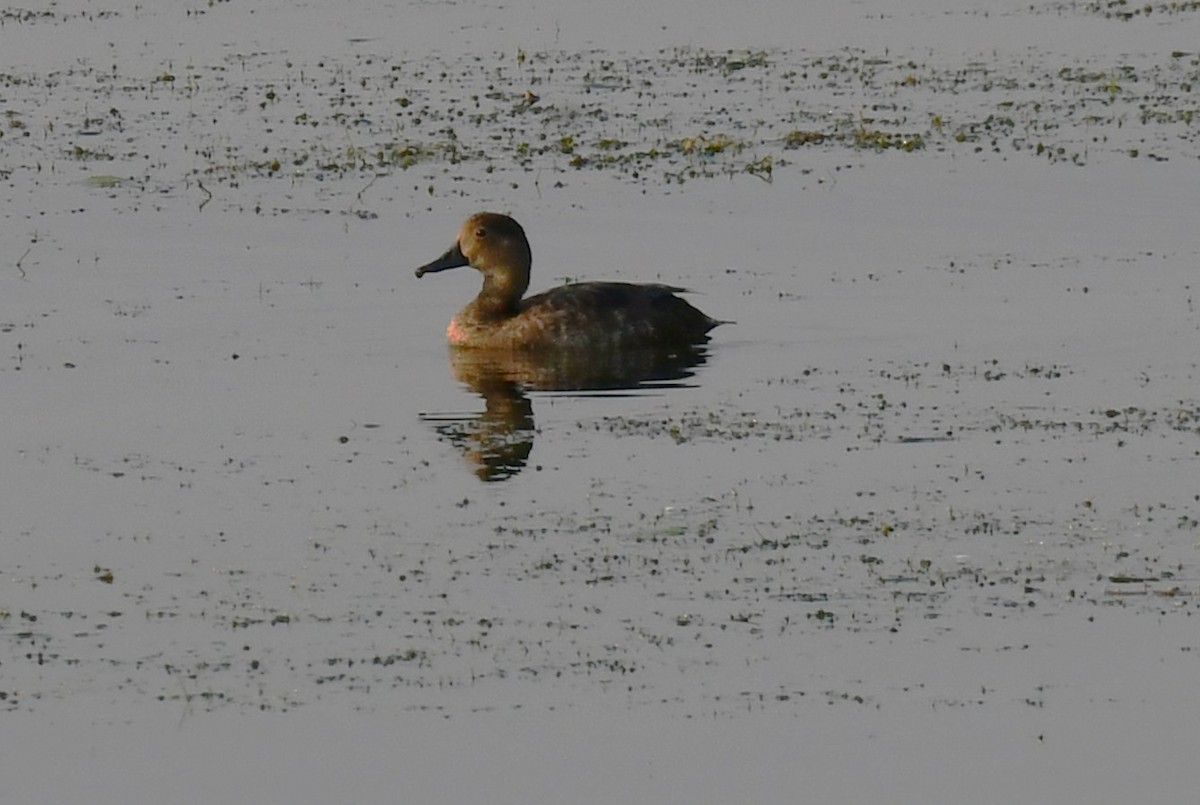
[415, 212, 723, 350]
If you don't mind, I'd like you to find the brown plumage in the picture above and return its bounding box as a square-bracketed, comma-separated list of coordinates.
[415, 213, 723, 350]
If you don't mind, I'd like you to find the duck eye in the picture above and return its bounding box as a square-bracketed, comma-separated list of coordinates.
[474, 227, 487, 239]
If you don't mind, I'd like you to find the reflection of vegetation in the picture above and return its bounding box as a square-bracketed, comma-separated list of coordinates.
[84, 175, 122, 188]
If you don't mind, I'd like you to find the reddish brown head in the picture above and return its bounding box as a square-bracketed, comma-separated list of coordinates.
[416, 212, 532, 310]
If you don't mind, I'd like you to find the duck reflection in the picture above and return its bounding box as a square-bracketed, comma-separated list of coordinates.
[422, 346, 710, 481]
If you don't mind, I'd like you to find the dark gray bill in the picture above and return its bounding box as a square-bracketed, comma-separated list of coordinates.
[415, 243, 469, 277]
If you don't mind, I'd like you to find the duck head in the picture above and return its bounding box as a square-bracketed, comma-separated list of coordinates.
[416, 212, 532, 309]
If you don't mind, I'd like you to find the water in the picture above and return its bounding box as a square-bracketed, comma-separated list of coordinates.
[3, 1, 1200, 801]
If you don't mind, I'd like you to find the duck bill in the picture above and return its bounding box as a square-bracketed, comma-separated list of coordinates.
[415, 243, 469, 277]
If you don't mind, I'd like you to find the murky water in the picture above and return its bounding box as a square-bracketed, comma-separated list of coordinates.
[4, 1, 1200, 801]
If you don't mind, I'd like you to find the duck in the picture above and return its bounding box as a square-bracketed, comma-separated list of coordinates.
[415, 212, 723, 350]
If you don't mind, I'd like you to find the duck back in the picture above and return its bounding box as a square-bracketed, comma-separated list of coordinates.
[513, 281, 719, 350]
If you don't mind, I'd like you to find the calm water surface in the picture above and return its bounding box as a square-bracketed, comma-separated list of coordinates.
[3, 1, 1200, 802]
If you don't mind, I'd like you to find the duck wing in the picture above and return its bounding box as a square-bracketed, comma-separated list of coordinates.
[521, 281, 720, 347]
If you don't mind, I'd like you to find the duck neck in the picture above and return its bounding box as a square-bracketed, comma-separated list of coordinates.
[475, 268, 529, 318]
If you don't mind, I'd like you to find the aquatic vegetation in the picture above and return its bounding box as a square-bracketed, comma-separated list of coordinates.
[851, 127, 924, 151]
[1081, 0, 1200, 19]
[5, 36, 1196, 213]
[783, 129, 825, 147]
[69, 145, 113, 161]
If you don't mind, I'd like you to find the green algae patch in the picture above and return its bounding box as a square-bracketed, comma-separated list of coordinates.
[83, 174, 123, 188]
[783, 130, 826, 147]
[851, 128, 925, 152]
